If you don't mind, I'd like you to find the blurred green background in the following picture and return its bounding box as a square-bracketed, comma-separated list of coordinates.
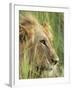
[19, 10, 64, 79]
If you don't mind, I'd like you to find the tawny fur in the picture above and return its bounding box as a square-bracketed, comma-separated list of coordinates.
[19, 14, 59, 78]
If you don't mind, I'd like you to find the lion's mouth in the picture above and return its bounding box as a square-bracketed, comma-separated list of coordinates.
[44, 56, 59, 71]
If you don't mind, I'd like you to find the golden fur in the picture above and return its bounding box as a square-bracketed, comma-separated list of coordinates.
[19, 14, 59, 78]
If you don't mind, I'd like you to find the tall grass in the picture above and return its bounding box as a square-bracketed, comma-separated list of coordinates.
[19, 11, 64, 78]
[20, 48, 29, 79]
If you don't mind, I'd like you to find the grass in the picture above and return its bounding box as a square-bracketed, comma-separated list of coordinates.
[19, 48, 29, 79]
[19, 11, 64, 79]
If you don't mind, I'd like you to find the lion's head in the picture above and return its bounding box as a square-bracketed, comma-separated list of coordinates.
[19, 14, 59, 78]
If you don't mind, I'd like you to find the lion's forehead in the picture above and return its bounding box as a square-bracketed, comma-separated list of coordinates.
[34, 26, 48, 40]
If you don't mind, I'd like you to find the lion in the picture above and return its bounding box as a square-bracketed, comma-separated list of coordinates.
[19, 14, 60, 79]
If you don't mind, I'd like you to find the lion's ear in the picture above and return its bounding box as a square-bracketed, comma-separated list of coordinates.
[19, 24, 29, 43]
[19, 16, 35, 43]
[42, 22, 53, 42]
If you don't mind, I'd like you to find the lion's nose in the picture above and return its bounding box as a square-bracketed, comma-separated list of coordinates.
[51, 58, 59, 65]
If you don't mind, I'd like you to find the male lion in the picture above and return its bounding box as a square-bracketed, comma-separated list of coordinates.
[19, 14, 60, 79]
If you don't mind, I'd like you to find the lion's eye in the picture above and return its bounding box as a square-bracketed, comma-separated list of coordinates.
[40, 40, 46, 45]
